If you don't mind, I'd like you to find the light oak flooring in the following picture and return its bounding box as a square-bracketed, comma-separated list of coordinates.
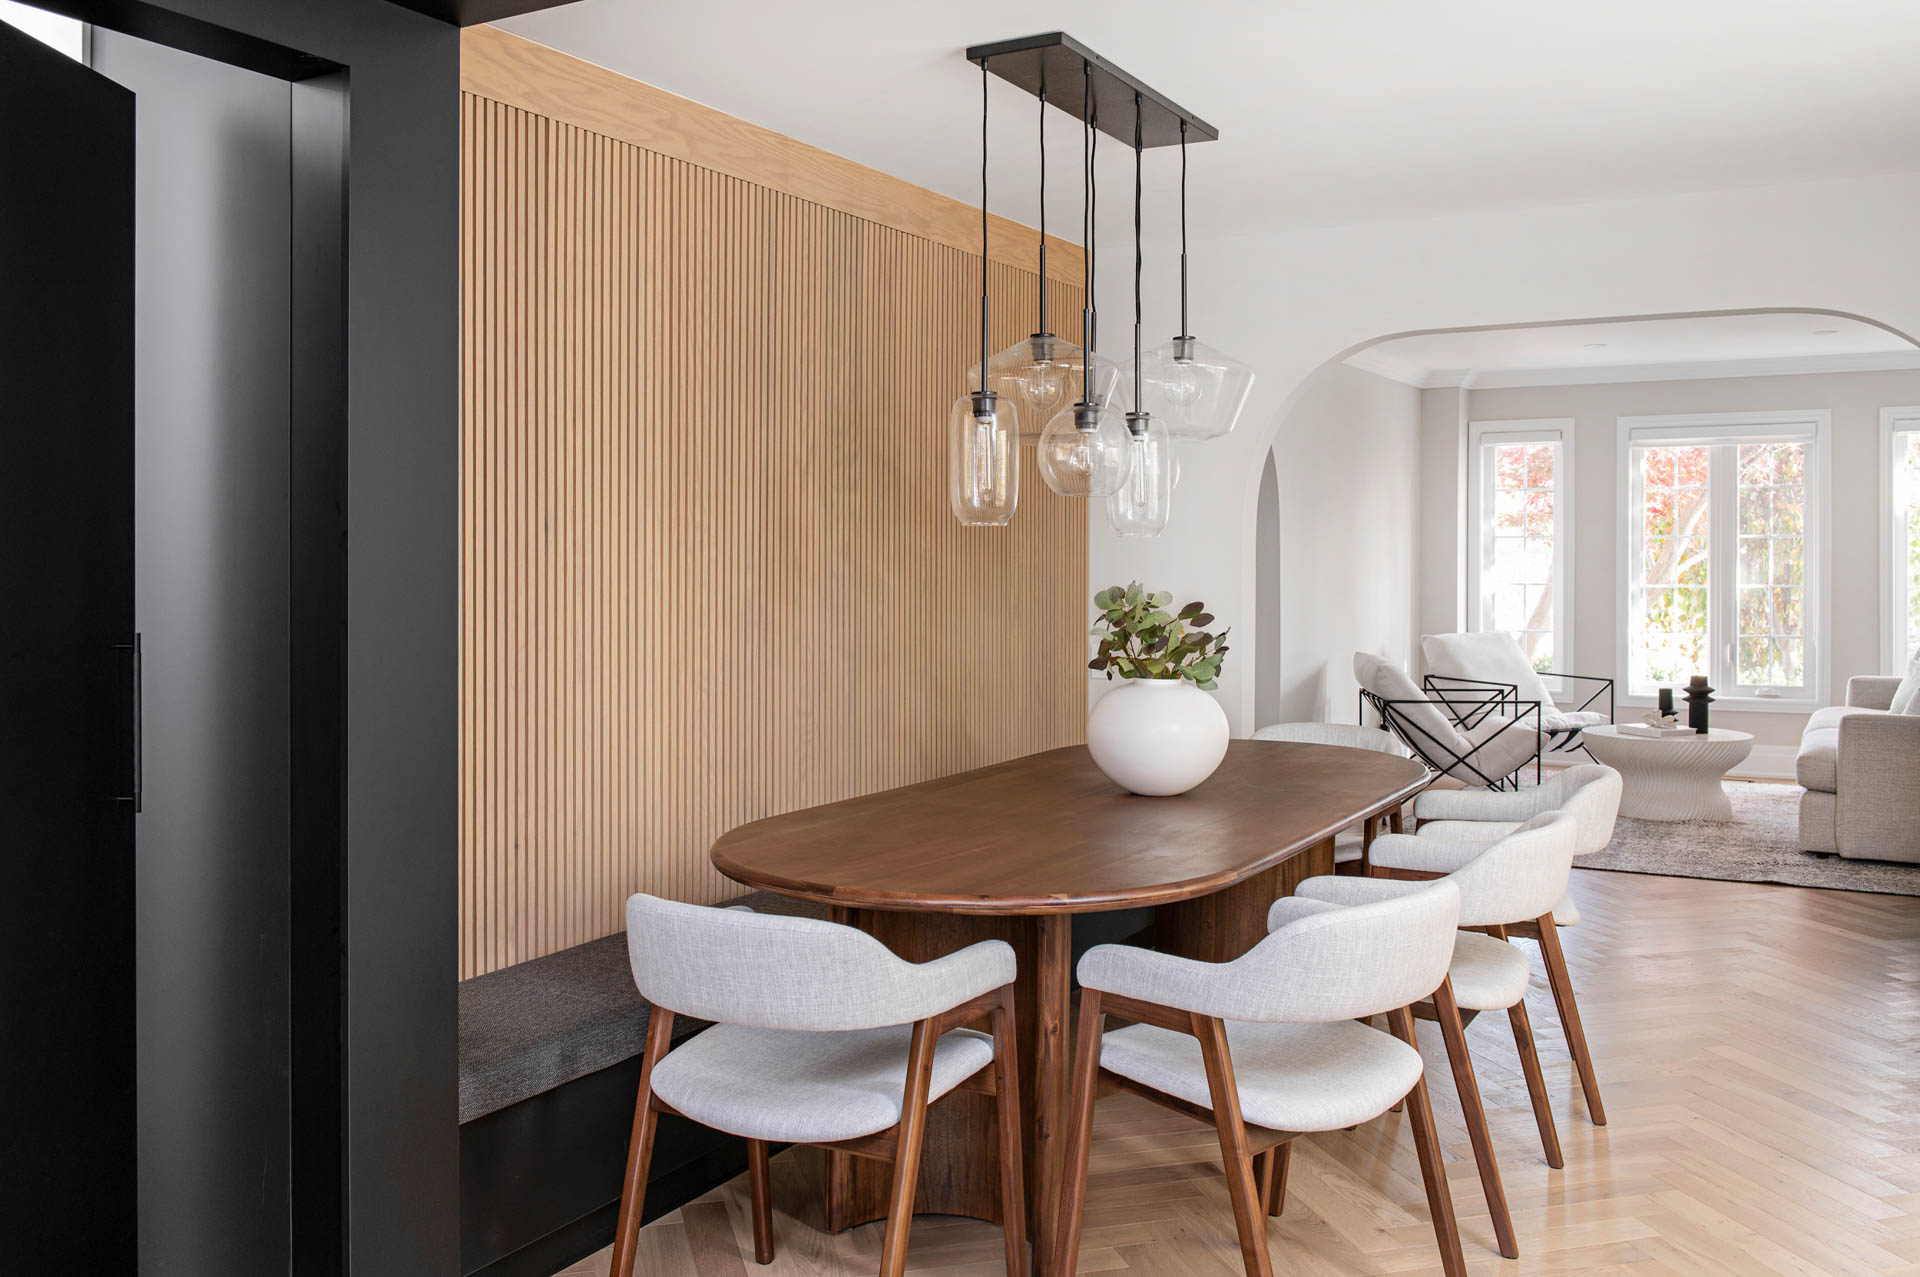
[553, 868, 1920, 1275]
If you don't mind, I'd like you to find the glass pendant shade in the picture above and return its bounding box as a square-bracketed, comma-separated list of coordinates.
[974, 338, 1121, 440]
[948, 391, 1019, 525]
[1037, 401, 1133, 498]
[1105, 415, 1174, 537]
[1130, 336, 1255, 441]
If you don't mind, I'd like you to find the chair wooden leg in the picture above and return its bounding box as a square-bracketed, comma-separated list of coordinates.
[747, 1139, 774, 1264]
[1258, 1142, 1290, 1217]
[1508, 999, 1564, 1169]
[992, 990, 1029, 1277]
[609, 1005, 675, 1277]
[1386, 1006, 1467, 1277]
[824, 1149, 847, 1233]
[878, 1019, 937, 1277]
[1431, 980, 1517, 1259]
[1535, 913, 1607, 1126]
[1193, 1014, 1273, 1277]
[1051, 990, 1105, 1277]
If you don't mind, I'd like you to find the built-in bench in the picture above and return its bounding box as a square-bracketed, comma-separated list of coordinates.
[458, 891, 829, 1277]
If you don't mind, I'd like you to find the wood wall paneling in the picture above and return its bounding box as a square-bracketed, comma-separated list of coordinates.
[461, 31, 1089, 977]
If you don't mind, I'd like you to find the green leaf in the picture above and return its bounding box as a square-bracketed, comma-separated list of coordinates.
[1092, 588, 1113, 610]
[1197, 679, 1219, 692]
[1150, 591, 1173, 608]
[1125, 582, 1144, 607]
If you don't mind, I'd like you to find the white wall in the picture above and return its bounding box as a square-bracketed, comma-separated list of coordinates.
[1089, 170, 1920, 734]
[1457, 368, 1920, 750]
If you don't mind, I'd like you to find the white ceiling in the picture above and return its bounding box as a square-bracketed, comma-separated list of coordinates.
[500, 0, 1920, 239]
[1346, 312, 1920, 388]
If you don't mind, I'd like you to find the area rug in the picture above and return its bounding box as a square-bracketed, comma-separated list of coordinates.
[1576, 781, 1920, 896]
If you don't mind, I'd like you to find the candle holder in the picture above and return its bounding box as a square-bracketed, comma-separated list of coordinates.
[1657, 687, 1674, 718]
[1685, 676, 1714, 734]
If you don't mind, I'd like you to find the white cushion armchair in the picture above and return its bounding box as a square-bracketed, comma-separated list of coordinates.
[613, 895, 1027, 1277]
[1421, 631, 1614, 756]
[1354, 650, 1542, 789]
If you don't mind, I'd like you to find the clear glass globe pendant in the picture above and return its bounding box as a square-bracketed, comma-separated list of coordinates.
[1037, 399, 1132, 498]
[1105, 412, 1173, 537]
[949, 389, 1019, 525]
[1133, 335, 1254, 441]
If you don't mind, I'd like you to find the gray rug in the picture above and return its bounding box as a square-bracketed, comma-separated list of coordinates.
[1577, 782, 1920, 896]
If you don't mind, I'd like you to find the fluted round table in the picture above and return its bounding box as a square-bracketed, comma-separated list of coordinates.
[1580, 725, 1754, 821]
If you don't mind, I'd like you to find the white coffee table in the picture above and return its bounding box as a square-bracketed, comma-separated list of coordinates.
[1579, 725, 1754, 821]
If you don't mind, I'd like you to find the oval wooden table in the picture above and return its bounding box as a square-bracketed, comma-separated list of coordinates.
[711, 739, 1429, 1274]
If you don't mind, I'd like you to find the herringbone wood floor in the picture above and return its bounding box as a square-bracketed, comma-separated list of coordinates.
[554, 869, 1920, 1276]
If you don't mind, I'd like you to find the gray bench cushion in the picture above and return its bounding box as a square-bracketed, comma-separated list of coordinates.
[458, 891, 830, 1124]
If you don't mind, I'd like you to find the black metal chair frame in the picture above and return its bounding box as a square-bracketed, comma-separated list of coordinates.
[1357, 687, 1544, 791]
[1421, 672, 1616, 763]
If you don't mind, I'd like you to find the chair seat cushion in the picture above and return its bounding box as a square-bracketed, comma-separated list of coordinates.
[1542, 709, 1609, 745]
[650, 1022, 993, 1144]
[1333, 831, 1363, 864]
[1098, 1019, 1421, 1134]
[1449, 932, 1531, 1011]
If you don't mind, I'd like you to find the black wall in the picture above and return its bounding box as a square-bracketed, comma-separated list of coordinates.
[31, 0, 463, 1271]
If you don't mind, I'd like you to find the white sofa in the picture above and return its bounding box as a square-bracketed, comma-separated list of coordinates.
[1796, 675, 1920, 862]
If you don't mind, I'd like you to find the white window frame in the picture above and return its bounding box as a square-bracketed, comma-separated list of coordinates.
[1616, 409, 1831, 712]
[1467, 419, 1575, 672]
[1883, 406, 1920, 673]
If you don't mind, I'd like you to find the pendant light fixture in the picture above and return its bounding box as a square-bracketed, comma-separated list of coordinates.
[948, 55, 1019, 526]
[1037, 60, 1132, 499]
[1106, 94, 1174, 537]
[975, 78, 1118, 440]
[1130, 120, 1254, 441]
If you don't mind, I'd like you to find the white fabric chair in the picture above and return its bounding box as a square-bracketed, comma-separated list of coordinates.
[1251, 721, 1411, 870]
[1408, 763, 1620, 1126]
[1054, 881, 1469, 1277]
[1420, 631, 1613, 754]
[611, 895, 1027, 1277]
[1354, 650, 1541, 789]
[1294, 812, 1582, 1261]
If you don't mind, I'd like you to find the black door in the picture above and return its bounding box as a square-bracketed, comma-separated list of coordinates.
[0, 18, 138, 1270]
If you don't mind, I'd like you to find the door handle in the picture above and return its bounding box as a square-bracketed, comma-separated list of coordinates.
[114, 633, 141, 813]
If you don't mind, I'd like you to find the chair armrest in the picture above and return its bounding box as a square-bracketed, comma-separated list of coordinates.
[1289, 875, 1437, 910]
[1264, 895, 1345, 932]
[1834, 714, 1920, 854]
[1847, 676, 1902, 711]
[1076, 943, 1229, 1014]
[913, 941, 1019, 1008]
[1366, 831, 1493, 875]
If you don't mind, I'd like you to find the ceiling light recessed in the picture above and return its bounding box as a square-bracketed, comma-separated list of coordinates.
[1583, 342, 1608, 349]
[1811, 328, 1838, 336]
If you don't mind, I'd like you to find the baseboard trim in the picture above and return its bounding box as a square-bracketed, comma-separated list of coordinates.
[1728, 743, 1798, 782]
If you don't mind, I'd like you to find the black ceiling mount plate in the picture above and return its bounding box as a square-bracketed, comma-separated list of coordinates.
[965, 31, 1219, 149]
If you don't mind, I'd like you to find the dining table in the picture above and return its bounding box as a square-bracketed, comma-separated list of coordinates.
[710, 738, 1430, 1275]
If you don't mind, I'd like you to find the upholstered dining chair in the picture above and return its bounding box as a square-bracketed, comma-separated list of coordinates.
[1294, 811, 1581, 1261]
[1250, 721, 1412, 873]
[1406, 763, 1621, 1127]
[610, 895, 1027, 1277]
[1053, 880, 1469, 1277]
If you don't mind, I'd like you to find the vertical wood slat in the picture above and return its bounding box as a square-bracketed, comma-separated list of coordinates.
[459, 89, 1089, 978]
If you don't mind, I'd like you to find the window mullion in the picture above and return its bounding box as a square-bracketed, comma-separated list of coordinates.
[1712, 444, 1737, 692]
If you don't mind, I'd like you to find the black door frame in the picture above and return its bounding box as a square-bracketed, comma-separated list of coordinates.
[22, 2, 462, 1273]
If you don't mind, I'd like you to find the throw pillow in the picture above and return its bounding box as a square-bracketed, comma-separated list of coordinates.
[1421, 631, 1559, 713]
[1893, 648, 1920, 715]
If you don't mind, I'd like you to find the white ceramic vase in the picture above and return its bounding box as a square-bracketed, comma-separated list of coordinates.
[1086, 677, 1230, 796]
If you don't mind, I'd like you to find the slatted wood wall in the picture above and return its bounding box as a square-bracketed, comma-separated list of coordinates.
[459, 28, 1090, 977]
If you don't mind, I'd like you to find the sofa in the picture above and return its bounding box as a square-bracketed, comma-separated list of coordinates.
[1796, 675, 1920, 862]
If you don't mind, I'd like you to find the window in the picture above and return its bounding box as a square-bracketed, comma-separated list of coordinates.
[1469, 421, 1570, 673]
[1886, 408, 1920, 670]
[1621, 411, 1827, 704]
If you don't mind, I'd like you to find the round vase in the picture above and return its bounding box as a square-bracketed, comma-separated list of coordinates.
[1085, 677, 1230, 796]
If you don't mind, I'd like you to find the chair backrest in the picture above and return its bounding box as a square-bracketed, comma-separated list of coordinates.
[1538, 763, 1623, 856]
[625, 894, 1013, 1032]
[1421, 631, 1559, 712]
[1443, 810, 1578, 926]
[1353, 651, 1466, 757]
[1251, 720, 1410, 757]
[1170, 880, 1460, 1023]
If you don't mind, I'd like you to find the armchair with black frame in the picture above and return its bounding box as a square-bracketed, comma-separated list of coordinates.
[1419, 633, 1614, 764]
[1354, 651, 1544, 791]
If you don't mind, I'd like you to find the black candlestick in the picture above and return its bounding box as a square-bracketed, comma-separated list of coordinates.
[1685, 676, 1713, 734]
[1657, 687, 1674, 718]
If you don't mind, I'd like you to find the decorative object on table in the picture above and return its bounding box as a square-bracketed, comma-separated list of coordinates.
[1085, 582, 1229, 795]
[1037, 60, 1131, 499]
[1620, 723, 1696, 739]
[1657, 687, 1675, 718]
[1579, 724, 1752, 821]
[947, 56, 1019, 526]
[959, 32, 1221, 532]
[1685, 676, 1714, 733]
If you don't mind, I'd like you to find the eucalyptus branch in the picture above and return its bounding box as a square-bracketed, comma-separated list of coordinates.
[1087, 581, 1231, 691]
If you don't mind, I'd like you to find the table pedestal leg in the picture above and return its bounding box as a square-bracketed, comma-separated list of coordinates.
[1155, 837, 1336, 962]
[832, 909, 1072, 1275]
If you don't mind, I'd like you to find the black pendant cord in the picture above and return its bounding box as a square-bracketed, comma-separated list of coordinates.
[1036, 82, 1047, 338]
[977, 56, 990, 398]
[1132, 92, 1144, 425]
[1179, 119, 1190, 340]
[1079, 59, 1093, 405]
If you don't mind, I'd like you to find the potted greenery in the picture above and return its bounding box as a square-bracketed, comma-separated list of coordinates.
[1084, 583, 1231, 795]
